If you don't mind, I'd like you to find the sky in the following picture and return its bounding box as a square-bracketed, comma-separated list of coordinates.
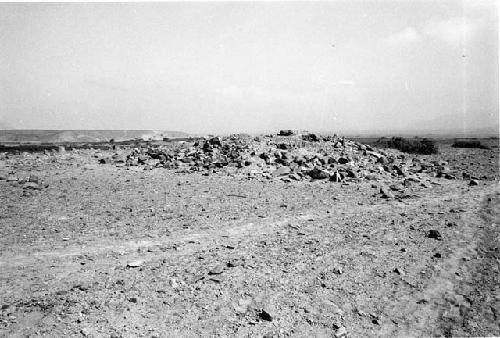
[0, 1, 498, 134]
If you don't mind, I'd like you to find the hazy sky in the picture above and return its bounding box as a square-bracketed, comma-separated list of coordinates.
[0, 1, 498, 134]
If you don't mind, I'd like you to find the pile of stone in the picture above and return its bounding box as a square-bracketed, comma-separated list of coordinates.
[0, 173, 49, 192]
[99, 134, 467, 191]
[121, 136, 253, 171]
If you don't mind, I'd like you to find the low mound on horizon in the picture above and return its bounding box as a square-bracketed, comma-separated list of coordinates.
[0, 130, 191, 144]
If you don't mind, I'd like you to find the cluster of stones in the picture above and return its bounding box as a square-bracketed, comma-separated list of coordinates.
[0, 173, 48, 191]
[107, 133, 473, 189]
[121, 136, 253, 171]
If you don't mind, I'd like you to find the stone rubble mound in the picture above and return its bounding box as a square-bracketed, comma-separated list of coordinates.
[100, 133, 467, 189]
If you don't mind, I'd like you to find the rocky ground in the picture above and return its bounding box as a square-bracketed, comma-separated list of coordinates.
[0, 134, 498, 337]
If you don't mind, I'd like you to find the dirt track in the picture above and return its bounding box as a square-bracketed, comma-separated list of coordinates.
[0, 141, 499, 337]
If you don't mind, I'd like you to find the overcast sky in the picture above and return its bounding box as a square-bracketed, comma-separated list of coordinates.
[0, 1, 498, 134]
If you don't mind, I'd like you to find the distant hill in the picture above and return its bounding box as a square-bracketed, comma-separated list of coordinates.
[0, 130, 190, 144]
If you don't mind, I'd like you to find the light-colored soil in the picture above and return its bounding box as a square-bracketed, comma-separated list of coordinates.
[0, 140, 498, 337]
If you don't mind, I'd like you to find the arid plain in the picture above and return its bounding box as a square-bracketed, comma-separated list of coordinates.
[0, 133, 498, 337]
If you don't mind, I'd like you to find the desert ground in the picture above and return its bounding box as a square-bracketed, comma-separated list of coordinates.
[0, 133, 498, 337]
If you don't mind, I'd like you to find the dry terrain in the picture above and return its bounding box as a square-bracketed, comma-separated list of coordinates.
[0, 134, 498, 337]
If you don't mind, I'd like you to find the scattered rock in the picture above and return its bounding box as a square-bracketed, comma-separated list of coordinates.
[73, 282, 90, 291]
[22, 182, 41, 190]
[227, 259, 243, 268]
[333, 266, 343, 274]
[257, 309, 273, 321]
[308, 167, 329, 179]
[208, 265, 225, 275]
[393, 267, 404, 275]
[279, 130, 294, 136]
[302, 133, 319, 142]
[126, 260, 144, 268]
[346, 169, 357, 178]
[272, 166, 291, 177]
[427, 230, 442, 240]
[469, 179, 479, 186]
[80, 328, 91, 337]
[380, 186, 394, 199]
[371, 313, 381, 325]
[28, 175, 40, 184]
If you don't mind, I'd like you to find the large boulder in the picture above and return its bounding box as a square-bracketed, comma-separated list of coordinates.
[338, 157, 350, 164]
[279, 130, 294, 136]
[308, 167, 330, 179]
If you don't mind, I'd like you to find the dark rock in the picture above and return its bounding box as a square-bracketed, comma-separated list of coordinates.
[259, 152, 271, 161]
[137, 155, 149, 164]
[393, 165, 405, 176]
[393, 267, 404, 275]
[302, 133, 319, 142]
[257, 309, 273, 321]
[390, 183, 405, 192]
[22, 182, 41, 190]
[338, 157, 349, 164]
[380, 186, 394, 199]
[28, 175, 40, 184]
[208, 137, 222, 147]
[279, 130, 294, 136]
[308, 167, 329, 179]
[346, 169, 357, 178]
[73, 282, 91, 291]
[427, 230, 442, 240]
[469, 179, 479, 186]
[227, 259, 243, 268]
[126, 260, 144, 268]
[208, 265, 225, 275]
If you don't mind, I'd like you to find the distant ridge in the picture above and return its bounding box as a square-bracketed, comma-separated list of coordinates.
[0, 130, 190, 144]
